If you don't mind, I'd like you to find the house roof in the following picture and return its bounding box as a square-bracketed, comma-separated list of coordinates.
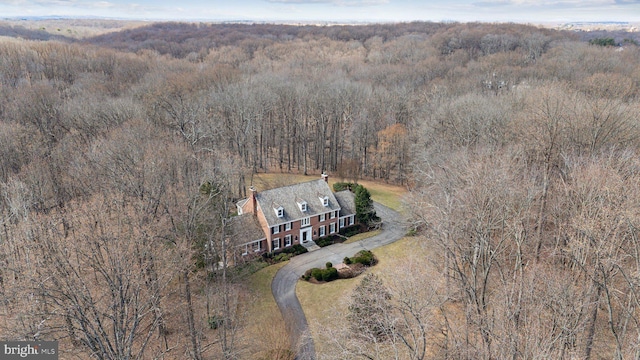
[236, 198, 249, 209]
[334, 190, 356, 217]
[256, 179, 340, 226]
[227, 214, 265, 244]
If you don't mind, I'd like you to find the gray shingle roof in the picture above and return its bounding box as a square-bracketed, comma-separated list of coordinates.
[256, 179, 340, 226]
[227, 215, 265, 244]
[334, 190, 356, 217]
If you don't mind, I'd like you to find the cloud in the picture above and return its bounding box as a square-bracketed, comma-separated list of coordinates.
[474, 0, 620, 5]
[267, 0, 389, 5]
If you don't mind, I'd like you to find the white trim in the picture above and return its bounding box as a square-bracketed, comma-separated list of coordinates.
[301, 217, 310, 227]
[273, 238, 280, 251]
[285, 222, 291, 231]
[330, 222, 336, 234]
[300, 227, 312, 243]
[319, 225, 326, 237]
[319, 213, 326, 222]
[319, 195, 329, 207]
[285, 234, 292, 247]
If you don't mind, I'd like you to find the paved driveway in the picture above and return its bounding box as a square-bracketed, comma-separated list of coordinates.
[271, 202, 406, 360]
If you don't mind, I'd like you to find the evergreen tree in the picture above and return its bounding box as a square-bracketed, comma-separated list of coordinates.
[354, 184, 379, 225]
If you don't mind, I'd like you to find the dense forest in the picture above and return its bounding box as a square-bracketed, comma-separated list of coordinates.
[0, 20, 639, 359]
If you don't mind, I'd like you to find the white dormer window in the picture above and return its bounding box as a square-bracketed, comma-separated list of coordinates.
[274, 206, 284, 218]
[319, 195, 329, 207]
[297, 200, 307, 212]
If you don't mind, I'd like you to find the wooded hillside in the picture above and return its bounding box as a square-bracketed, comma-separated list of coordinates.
[0, 20, 639, 359]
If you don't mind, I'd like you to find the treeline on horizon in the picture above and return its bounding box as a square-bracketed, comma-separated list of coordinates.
[0, 20, 640, 359]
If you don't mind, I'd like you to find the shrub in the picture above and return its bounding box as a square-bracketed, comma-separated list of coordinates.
[316, 236, 335, 247]
[281, 244, 308, 255]
[333, 182, 355, 192]
[322, 267, 338, 282]
[340, 225, 363, 237]
[352, 250, 376, 266]
[311, 268, 323, 281]
[274, 253, 292, 262]
[344, 256, 352, 265]
[326, 261, 333, 269]
[302, 269, 313, 281]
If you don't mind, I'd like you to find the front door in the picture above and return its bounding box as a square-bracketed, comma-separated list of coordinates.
[300, 227, 312, 243]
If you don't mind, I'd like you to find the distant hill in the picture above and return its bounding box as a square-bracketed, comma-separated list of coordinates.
[0, 23, 73, 41]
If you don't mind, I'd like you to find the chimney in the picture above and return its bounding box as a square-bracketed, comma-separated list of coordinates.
[321, 172, 328, 183]
[249, 186, 257, 215]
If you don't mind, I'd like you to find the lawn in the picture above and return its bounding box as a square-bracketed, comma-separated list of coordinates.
[297, 236, 421, 357]
[242, 261, 291, 358]
[252, 173, 406, 211]
[342, 229, 381, 244]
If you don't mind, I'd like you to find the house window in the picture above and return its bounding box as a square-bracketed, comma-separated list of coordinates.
[272, 226, 279, 235]
[285, 235, 292, 247]
[319, 213, 326, 222]
[330, 211, 336, 219]
[301, 217, 310, 227]
[285, 222, 291, 231]
[339, 218, 345, 228]
[274, 206, 284, 218]
[273, 238, 280, 250]
[319, 225, 326, 237]
[330, 223, 336, 234]
[319, 195, 329, 207]
[349, 215, 354, 225]
[242, 244, 249, 255]
[297, 200, 307, 212]
[253, 241, 262, 252]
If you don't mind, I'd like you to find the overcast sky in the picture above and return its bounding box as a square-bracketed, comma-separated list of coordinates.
[1, 0, 639, 23]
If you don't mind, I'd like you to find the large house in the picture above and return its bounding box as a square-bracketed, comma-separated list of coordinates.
[230, 174, 357, 257]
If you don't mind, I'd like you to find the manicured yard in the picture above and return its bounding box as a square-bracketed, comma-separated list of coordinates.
[297, 236, 422, 357]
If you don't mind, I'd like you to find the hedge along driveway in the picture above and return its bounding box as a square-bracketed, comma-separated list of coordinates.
[271, 202, 406, 360]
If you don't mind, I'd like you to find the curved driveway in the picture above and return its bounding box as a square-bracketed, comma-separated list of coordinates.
[271, 203, 406, 360]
